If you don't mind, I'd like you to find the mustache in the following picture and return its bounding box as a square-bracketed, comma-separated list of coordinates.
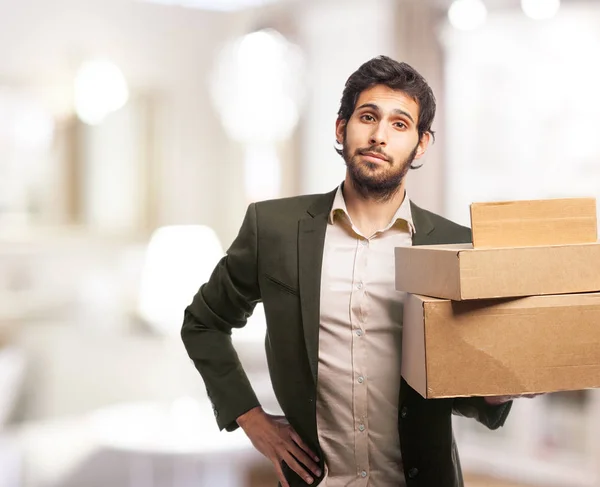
[357, 146, 391, 162]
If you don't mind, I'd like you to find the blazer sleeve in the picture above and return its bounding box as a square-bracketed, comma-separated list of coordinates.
[452, 397, 512, 430]
[181, 203, 262, 432]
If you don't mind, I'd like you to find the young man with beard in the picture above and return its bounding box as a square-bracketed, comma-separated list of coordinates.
[181, 56, 513, 487]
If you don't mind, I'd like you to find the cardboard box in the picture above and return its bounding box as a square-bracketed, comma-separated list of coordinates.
[395, 242, 600, 300]
[470, 197, 597, 249]
[402, 292, 600, 398]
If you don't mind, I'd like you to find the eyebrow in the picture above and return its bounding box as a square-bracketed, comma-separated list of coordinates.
[356, 103, 415, 124]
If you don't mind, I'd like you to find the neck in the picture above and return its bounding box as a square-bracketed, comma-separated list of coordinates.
[342, 176, 407, 237]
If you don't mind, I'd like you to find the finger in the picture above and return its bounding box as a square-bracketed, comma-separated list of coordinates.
[289, 429, 320, 462]
[272, 460, 290, 487]
[287, 442, 322, 477]
[282, 452, 315, 485]
[485, 396, 510, 405]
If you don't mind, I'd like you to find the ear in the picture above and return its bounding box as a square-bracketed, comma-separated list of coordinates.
[413, 132, 432, 160]
[335, 118, 347, 145]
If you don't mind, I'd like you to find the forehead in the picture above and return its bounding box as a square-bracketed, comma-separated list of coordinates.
[354, 84, 420, 121]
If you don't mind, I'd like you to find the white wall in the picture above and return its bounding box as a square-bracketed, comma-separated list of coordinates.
[295, 0, 398, 195]
[442, 3, 600, 228]
[0, 0, 249, 244]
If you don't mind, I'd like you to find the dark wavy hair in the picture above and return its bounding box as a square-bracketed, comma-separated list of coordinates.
[335, 56, 436, 160]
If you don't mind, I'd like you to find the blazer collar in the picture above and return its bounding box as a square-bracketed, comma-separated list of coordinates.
[307, 188, 435, 237]
[307, 188, 338, 218]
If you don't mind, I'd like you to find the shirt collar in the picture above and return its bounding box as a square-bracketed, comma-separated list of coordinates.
[327, 183, 415, 235]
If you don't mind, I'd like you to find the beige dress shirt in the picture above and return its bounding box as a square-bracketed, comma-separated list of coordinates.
[316, 185, 413, 487]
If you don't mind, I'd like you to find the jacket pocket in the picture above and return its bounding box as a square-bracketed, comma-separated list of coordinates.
[264, 274, 299, 296]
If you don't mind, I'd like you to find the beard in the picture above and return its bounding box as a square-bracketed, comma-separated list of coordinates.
[343, 140, 419, 202]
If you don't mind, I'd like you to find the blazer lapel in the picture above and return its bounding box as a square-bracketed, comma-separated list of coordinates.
[298, 189, 337, 385]
[410, 200, 435, 245]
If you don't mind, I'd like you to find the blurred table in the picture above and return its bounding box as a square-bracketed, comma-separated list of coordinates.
[9, 398, 266, 487]
[88, 399, 261, 487]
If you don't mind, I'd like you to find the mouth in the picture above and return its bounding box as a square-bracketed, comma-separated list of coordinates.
[360, 151, 389, 163]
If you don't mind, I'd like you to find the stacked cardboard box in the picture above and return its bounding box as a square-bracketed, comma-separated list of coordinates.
[395, 197, 600, 399]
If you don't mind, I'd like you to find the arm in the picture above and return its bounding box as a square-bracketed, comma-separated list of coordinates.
[181, 203, 261, 432]
[180, 204, 323, 486]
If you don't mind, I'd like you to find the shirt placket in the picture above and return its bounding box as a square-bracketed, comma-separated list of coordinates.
[351, 236, 370, 485]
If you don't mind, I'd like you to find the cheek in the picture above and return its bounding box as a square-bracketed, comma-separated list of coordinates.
[345, 127, 367, 149]
[393, 137, 419, 154]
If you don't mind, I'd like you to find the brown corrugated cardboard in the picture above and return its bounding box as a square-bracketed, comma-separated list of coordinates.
[395, 242, 600, 300]
[402, 292, 600, 398]
[470, 197, 597, 249]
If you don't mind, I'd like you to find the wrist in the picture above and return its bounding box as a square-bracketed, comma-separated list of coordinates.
[236, 406, 264, 429]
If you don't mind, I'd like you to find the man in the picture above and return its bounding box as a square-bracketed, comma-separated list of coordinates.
[181, 56, 513, 487]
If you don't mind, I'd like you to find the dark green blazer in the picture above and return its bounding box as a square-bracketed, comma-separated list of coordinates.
[181, 188, 511, 487]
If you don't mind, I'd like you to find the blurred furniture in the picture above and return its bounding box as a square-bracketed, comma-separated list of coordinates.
[0, 346, 26, 487]
[8, 398, 266, 487]
[86, 399, 262, 487]
[464, 474, 539, 487]
[0, 346, 26, 426]
[455, 390, 600, 487]
[0, 435, 21, 487]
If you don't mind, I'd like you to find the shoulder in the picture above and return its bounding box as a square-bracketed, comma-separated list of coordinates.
[255, 193, 325, 212]
[249, 192, 333, 244]
[254, 190, 336, 220]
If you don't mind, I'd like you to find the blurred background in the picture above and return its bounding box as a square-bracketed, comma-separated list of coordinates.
[1, 0, 599, 486]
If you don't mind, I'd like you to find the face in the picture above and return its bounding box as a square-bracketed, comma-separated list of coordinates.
[336, 84, 430, 201]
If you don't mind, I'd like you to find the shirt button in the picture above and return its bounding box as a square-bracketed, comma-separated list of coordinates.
[408, 467, 419, 479]
[357, 376, 364, 384]
[355, 329, 363, 337]
[361, 239, 368, 246]
[357, 282, 363, 290]
[360, 471, 367, 478]
[400, 406, 408, 419]
[358, 424, 365, 432]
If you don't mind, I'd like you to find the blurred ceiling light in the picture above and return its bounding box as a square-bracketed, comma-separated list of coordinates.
[521, 0, 560, 20]
[137, 0, 281, 12]
[448, 0, 487, 31]
[210, 28, 305, 144]
[74, 60, 129, 125]
[137, 225, 224, 336]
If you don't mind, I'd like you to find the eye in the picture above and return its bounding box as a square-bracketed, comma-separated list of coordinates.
[394, 121, 407, 129]
[360, 114, 376, 122]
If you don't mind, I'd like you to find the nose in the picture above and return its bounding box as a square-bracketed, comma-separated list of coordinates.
[369, 122, 387, 146]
